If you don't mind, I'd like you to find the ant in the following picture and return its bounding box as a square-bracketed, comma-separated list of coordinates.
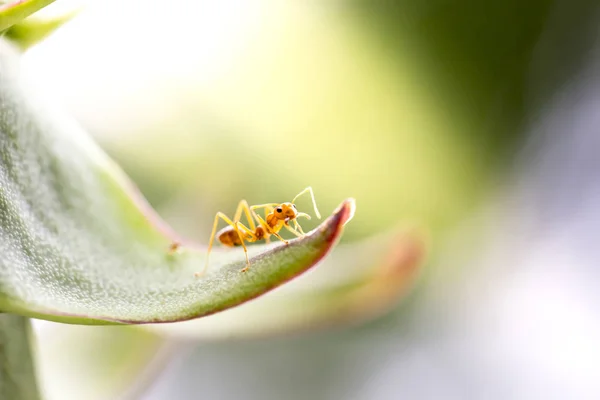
[194, 187, 321, 277]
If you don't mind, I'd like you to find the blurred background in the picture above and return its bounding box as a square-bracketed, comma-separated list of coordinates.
[21, 0, 600, 399]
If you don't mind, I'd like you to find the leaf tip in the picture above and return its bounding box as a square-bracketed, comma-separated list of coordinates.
[339, 197, 356, 226]
[315, 198, 355, 245]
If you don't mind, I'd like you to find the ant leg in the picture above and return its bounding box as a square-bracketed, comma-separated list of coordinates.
[269, 230, 288, 244]
[236, 222, 260, 272]
[230, 221, 262, 273]
[292, 187, 321, 219]
[283, 223, 302, 237]
[253, 212, 289, 245]
[293, 219, 306, 235]
[251, 203, 279, 211]
[250, 203, 278, 223]
[233, 200, 256, 231]
[195, 212, 246, 277]
[292, 212, 311, 235]
[250, 202, 276, 218]
[233, 221, 256, 272]
[236, 222, 257, 241]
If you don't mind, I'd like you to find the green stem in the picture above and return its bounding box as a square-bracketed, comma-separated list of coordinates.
[0, 314, 41, 400]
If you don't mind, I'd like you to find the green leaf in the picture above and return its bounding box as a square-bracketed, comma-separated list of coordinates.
[0, 0, 56, 32]
[149, 229, 426, 339]
[0, 38, 355, 325]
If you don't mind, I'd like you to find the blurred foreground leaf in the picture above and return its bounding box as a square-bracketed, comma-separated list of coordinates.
[5, 11, 75, 50]
[0, 39, 354, 325]
[0, 0, 56, 32]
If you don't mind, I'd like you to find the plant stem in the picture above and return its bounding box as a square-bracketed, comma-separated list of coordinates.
[0, 314, 41, 400]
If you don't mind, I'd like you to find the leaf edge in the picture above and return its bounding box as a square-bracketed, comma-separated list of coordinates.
[1, 199, 356, 326]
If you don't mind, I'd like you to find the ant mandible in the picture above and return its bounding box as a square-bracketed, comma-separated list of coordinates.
[194, 187, 321, 277]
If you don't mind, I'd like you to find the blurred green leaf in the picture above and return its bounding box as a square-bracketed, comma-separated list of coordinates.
[0, 315, 40, 400]
[0, 0, 56, 32]
[4, 11, 75, 50]
[0, 39, 354, 325]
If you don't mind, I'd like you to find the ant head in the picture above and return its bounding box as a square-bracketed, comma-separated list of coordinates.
[273, 202, 298, 221]
[273, 202, 312, 222]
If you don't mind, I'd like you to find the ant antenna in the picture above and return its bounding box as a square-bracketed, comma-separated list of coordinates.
[292, 187, 321, 219]
[296, 212, 311, 220]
